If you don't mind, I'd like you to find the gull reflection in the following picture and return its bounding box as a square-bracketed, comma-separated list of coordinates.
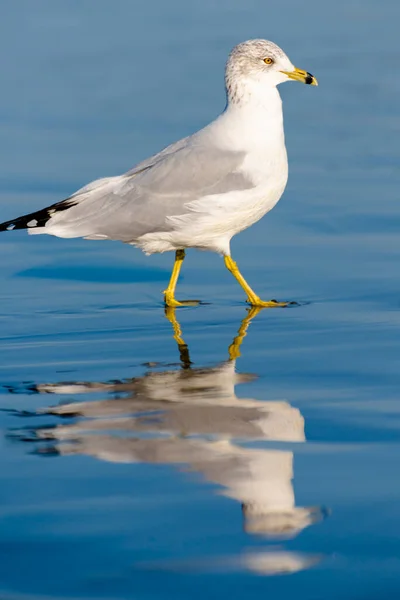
[135, 550, 322, 576]
[14, 307, 324, 546]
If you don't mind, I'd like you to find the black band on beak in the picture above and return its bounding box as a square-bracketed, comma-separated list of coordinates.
[305, 72, 315, 85]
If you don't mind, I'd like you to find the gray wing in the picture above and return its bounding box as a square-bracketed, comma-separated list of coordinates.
[41, 136, 254, 242]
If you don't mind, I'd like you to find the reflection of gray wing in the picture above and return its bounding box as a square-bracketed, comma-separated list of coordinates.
[42, 137, 253, 242]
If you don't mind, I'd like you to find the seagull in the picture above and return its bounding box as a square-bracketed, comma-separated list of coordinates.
[0, 39, 317, 307]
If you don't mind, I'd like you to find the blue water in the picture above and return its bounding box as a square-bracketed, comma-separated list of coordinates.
[1, 0, 400, 598]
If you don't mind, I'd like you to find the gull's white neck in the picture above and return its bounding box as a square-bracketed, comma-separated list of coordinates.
[207, 83, 285, 152]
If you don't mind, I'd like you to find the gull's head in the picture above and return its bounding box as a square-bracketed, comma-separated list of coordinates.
[225, 39, 317, 104]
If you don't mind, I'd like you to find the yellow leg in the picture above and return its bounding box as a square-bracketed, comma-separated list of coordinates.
[163, 249, 186, 307]
[224, 255, 288, 308]
[163, 250, 200, 307]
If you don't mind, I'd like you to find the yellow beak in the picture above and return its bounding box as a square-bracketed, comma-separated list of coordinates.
[280, 67, 318, 86]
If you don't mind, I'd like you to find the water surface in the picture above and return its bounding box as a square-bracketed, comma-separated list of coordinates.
[1, 1, 400, 598]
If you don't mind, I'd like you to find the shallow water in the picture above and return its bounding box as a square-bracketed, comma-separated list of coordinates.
[1, 0, 400, 598]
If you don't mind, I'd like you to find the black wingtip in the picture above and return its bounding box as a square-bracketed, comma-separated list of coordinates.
[0, 198, 78, 233]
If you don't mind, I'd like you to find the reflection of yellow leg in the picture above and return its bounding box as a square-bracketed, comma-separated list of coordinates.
[224, 256, 288, 308]
[164, 306, 185, 345]
[164, 307, 192, 368]
[165, 303, 260, 365]
[163, 250, 186, 307]
[228, 306, 263, 360]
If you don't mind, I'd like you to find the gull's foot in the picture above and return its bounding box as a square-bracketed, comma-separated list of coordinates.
[163, 293, 201, 308]
[246, 297, 297, 308]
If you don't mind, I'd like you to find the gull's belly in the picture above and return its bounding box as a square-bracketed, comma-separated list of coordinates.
[226, 182, 286, 235]
[168, 179, 288, 255]
[203, 168, 288, 239]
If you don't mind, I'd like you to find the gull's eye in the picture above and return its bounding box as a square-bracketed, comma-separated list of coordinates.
[263, 57, 274, 65]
